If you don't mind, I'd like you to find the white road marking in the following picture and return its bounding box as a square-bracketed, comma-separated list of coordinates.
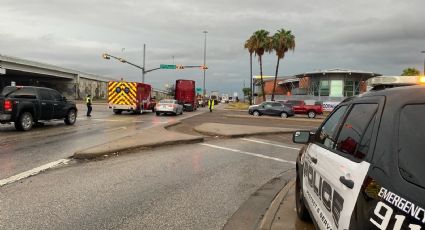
[0, 158, 71, 187]
[104, 126, 127, 132]
[241, 138, 301, 151]
[200, 143, 295, 164]
[77, 118, 144, 123]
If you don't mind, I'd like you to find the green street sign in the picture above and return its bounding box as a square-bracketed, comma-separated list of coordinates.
[160, 64, 176, 69]
[196, 88, 202, 93]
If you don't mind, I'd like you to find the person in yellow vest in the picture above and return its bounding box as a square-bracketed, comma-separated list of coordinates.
[208, 98, 214, 112]
[86, 94, 92, 117]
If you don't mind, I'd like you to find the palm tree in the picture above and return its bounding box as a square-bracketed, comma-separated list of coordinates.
[252, 29, 272, 102]
[271, 29, 295, 101]
[244, 36, 255, 105]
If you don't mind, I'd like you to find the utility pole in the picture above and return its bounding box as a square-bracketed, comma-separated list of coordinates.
[142, 44, 146, 83]
[421, 51, 425, 75]
[203, 31, 208, 96]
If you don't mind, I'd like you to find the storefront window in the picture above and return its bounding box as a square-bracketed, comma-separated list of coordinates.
[320, 80, 330, 96]
[344, 80, 360, 96]
[330, 80, 343, 97]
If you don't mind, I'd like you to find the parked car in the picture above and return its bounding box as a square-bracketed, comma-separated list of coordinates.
[293, 84, 425, 229]
[248, 101, 294, 118]
[155, 99, 183, 116]
[0, 86, 77, 131]
[285, 100, 323, 118]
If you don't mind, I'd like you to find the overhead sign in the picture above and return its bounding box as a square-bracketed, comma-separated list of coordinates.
[0, 68, 5, 75]
[160, 64, 176, 69]
[196, 88, 202, 94]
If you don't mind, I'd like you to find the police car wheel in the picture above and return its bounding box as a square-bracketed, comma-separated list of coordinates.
[253, 111, 260, 116]
[295, 174, 311, 221]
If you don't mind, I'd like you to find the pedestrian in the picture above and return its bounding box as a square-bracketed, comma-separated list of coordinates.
[208, 98, 214, 112]
[86, 94, 92, 117]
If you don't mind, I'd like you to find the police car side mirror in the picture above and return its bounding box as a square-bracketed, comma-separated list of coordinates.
[293, 131, 312, 144]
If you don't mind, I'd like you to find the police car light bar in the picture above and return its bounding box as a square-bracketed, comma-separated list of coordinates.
[367, 76, 425, 87]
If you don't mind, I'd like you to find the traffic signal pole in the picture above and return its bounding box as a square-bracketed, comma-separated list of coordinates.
[142, 44, 146, 83]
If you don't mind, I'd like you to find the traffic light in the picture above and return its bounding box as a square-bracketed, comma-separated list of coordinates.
[102, 53, 110, 59]
[176, 65, 184, 69]
[201, 65, 208, 70]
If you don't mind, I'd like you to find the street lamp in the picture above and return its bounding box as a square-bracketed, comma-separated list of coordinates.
[203, 31, 208, 97]
[102, 52, 160, 83]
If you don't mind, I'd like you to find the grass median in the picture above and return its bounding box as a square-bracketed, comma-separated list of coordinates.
[225, 102, 249, 110]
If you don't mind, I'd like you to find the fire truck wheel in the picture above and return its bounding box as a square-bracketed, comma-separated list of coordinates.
[113, 109, 122, 115]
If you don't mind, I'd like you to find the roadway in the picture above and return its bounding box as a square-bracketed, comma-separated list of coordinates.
[0, 104, 318, 229]
[0, 104, 204, 180]
[0, 134, 307, 229]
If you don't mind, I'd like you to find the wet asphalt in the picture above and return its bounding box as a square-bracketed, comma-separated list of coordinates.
[0, 136, 302, 229]
[0, 104, 319, 229]
[0, 104, 204, 180]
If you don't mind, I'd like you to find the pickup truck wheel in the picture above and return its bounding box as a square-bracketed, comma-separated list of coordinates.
[296, 173, 311, 221]
[253, 111, 260, 117]
[280, 112, 288, 118]
[15, 112, 34, 131]
[64, 109, 77, 125]
[307, 111, 316, 119]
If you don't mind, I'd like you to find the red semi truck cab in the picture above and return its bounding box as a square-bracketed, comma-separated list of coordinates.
[175, 79, 197, 111]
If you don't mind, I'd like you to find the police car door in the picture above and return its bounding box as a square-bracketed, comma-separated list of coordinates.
[304, 105, 348, 230]
[313, 101, 381, 229]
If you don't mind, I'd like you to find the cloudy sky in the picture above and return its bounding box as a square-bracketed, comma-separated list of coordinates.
[1, 0, 424, 95]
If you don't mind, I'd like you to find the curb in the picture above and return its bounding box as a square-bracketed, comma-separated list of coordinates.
[193, 128, 295, 138]
[73, 121, 204, 159]
[257, 179, 296, 230]
[73, 137, 203, 159]
[225, 114, 324, 123]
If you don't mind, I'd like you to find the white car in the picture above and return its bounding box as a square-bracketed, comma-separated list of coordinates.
[155, 99, 183, 116]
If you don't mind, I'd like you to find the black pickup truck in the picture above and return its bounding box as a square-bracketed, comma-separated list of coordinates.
[0, 86, 78, 131]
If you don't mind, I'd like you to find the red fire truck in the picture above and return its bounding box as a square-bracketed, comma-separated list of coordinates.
[175, 79, 197, 111]
[108, 81, 156, 114]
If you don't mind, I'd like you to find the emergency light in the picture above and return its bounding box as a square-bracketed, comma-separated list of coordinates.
[367, 76, 425, 89]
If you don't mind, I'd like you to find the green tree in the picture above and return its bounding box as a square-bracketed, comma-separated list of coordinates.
[401, 67, 420, 76]
[244, 36, 255, 105]
[271, 29, 295, 101]
[251, 29, 272, 102]
[165, 84, 175, 97]
[242, 87, 251, 99]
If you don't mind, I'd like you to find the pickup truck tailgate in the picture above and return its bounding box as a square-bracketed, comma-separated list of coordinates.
[0, 97, 4, 114]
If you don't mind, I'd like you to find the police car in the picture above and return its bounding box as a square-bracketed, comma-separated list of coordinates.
[293, 76, 425, 229]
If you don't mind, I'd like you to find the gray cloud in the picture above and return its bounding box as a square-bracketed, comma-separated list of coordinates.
[1, 0, 424, 95]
